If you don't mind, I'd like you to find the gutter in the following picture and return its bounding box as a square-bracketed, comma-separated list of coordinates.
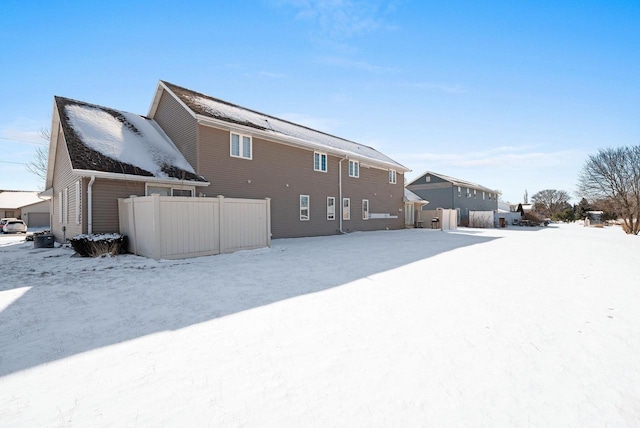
[339, 157, 346, 234]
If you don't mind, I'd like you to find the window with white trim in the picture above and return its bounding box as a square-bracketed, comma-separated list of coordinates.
[314, 152, 327, 172]
[362, 199, 369, 220]
[473, 189, 477, 199]
[489, 193, 492, 200]
[146, 184, 194, 197]
[349, 160, 359, 178]
[482, 191, 485, 200]
[466, 188, 471, 198]
[300, 195, 310, 221]
[457, 186, 461, 197]
[389, 169, 397, 184]
[327, 197, 335, 220]
[343, 198, 350, 220]
[63, 188, 69, 224]
[58, 191, 63, 223]
[230, 132, 252, 159]
[75, 180, 82, 224]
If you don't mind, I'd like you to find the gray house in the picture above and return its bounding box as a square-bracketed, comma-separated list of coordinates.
[45, 81, 410, 242]
[406, 171, 499, 226]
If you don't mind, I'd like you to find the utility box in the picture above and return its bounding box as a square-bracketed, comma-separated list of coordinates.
[34, 234, 54, 249]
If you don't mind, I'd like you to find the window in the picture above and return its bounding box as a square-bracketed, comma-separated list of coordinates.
[63, 188, 69, 224]
[473, 189, 477, 199]
[457, 186, 461, 197]
[75, 180, 82, 224]
[482, 191, 485, 200]
[230, 132, 252, 159]
[349, 160, 359, 178]
[146, 185, 194, 197]
[58, 191, 63, 223]
[489, 193, 492, 200]
[466, 188, 471, 198]
[314, 152, 327, 172]
[300, 195, 310, 221]
[362, 199, 369, 220]
[343, 198, 350, 220]
[389, 169, 397, 184]
[327, 197, 335, 220]
[172, 189, 193, 197]
[425, 175, 431, 182]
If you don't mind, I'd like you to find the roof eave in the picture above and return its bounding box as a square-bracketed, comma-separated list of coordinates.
[71, 169, 210, 187]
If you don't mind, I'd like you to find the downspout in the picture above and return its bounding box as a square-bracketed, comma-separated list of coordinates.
[339, 157, 346, 233]
[87, 175, 95, 234]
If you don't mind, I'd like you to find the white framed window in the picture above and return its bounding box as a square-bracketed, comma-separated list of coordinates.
[58, 191, 63, 223]
[300, 195, 310, 221]
[466, 188, 471, 198]
[75, 180, 82, 224]
[349, 160, 359, 178]
[314, 152, 327, 172]
[146, 184, 195, 197]
[457, 186, 461, 197]
[343, 198, 350, 220]
[482, 191, 485, 200]
[63, 187, 69, 224]
[327, 197, 335, 220]
[473, 189, 477, 199]
[230, 132, 252, 159]
[489, 193, 492, 200]
[389, 169, 397, 184]
[425, 175, 431, 182]
[362, 199, 369, 220]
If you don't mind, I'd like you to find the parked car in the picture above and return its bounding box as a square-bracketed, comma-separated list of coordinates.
[0, 218, 18, 232]
[2, 219, 27, 234]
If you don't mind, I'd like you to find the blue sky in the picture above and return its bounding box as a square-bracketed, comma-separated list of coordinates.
[1, 0, 638, 203]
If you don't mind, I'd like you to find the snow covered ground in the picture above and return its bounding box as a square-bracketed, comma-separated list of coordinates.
[1, 224, 639, 427]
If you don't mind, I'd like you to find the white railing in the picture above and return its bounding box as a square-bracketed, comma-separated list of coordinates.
[118, 194, 271, 260]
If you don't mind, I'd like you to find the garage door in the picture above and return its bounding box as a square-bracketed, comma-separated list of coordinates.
[25, 212, 50, 228]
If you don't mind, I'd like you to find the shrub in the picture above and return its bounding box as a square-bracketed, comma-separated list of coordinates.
[70, 233, 127, 257]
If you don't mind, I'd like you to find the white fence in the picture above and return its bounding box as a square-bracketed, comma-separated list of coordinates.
[420, 208, 458, 230]
[118, 195, 271, 260]
[469, 210, 494, 228]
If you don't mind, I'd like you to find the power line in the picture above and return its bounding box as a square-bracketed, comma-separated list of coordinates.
[0, 160, 29, 165]
[0, 137, 48, 146]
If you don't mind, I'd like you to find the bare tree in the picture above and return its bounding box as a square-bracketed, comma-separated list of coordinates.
[26, 128, 50, 189]
[531, 189, 571, 218]
[578, 145, 640, 235]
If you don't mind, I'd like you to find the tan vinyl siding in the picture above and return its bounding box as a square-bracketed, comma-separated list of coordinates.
[197, 124, 404, 238]
[51, 128, 84, 242]
[153, 90, 197, 169]
[91, 179, 145, 234]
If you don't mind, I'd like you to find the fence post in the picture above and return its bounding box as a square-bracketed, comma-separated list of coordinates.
[128, 196, 139, 256]
[265, 197, 271, 248]
[152, 194, 161, 260]
[218, 195, 225, 254]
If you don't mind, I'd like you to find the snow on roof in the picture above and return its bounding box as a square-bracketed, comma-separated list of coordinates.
[161, 81, 408, 171]
[410, 170, 499, 194]
[65, 104, 195, 178]
[404, 188, 428, 204]
[0, 191, 45, 209]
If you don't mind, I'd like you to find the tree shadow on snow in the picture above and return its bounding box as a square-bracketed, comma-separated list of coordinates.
[0, 228, 498, 377]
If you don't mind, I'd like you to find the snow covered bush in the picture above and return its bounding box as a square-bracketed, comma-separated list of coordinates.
[69, 233, 126, 257]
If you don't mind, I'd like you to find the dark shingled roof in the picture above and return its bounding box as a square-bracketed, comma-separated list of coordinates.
[55, 96, 206, 182]
[161, 81, 408, 170]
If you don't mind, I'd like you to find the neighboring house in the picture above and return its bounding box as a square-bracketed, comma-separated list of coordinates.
[0, 190, 49, 222]
[406, 171, 499, 226]
[45, 81, 410, 242]
[21, 200, 51, 228]
[146, 81, 409, 238]
[44, 96, 209, 243]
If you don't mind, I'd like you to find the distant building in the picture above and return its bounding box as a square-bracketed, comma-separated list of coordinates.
[406, 171, 499, 226]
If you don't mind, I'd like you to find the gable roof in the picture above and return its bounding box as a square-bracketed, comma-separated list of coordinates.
[408, 170, 499, 194]
[52, 96, 207, 184]
[152, 81, 409, 172]
[0, 191, 45, 209]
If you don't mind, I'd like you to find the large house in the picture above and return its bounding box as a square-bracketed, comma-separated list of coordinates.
[406, 171, 499, 226]
[45, 81, 410, 243]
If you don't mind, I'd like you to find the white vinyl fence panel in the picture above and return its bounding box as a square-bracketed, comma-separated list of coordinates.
[119, 195, 270, 260]
[469, 210, 494, 228]
[419, 208, 458, 230]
